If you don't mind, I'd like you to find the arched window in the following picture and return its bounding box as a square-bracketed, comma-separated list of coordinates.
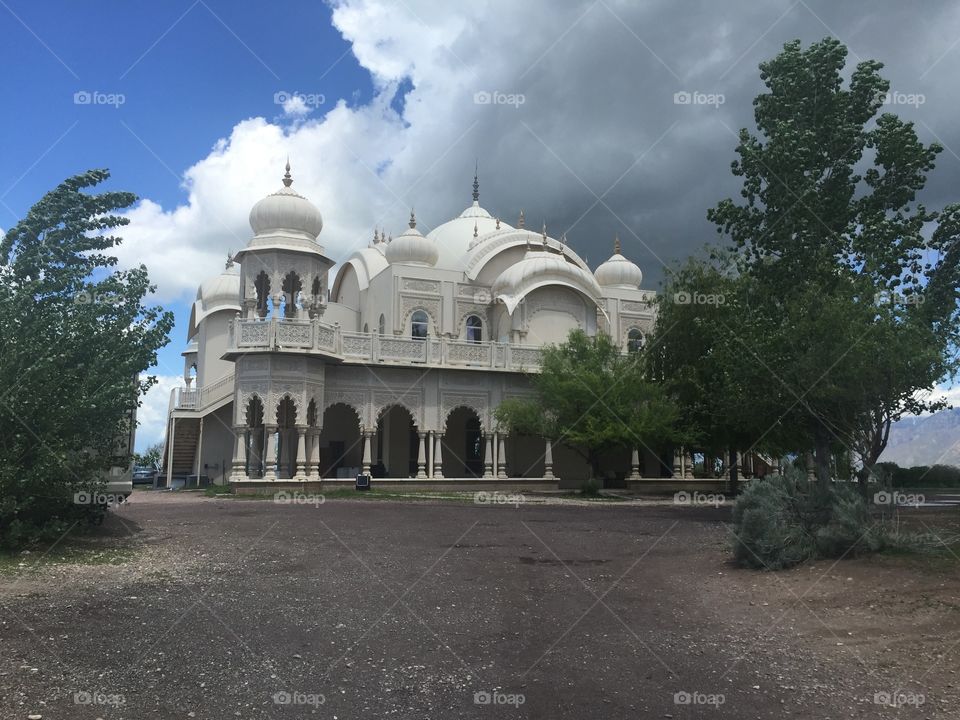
[378, 314, 385, 335]
[465, 315, 483, 343]
[410, 310, 428, 339]
[627, 328, 644, 353]
[281, 271, 302, 319]
[254, 271, 271, 318]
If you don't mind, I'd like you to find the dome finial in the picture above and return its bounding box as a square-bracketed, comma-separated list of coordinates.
[226, 251, 235, 269]
[283, 157, 293, 187]
[495, 216, 500, 230]
[614, 233, 621, 255]
[518, 209, 525, 229]
[473, 221, 478, 238]
[409, 208, 416, 229]
[541, 221, 548, 248]
[472, 160, 479, 203]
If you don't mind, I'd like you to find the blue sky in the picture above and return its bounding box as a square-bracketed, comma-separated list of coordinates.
[3, 0, 959, 450]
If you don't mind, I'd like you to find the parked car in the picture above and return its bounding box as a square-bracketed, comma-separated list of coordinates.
[132, 466, 157, 485]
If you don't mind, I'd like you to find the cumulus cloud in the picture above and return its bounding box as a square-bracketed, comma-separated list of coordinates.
[135, 374, 182, 451]
[117, 0, 960, 303]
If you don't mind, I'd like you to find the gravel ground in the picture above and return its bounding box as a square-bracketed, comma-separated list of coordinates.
[1, 491, 957, 719]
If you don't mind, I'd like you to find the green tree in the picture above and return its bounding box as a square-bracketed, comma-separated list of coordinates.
[0, 170, 173, 548]
[134, 442, 164, 472]
[494, 330, 680, 480]
[706, 38, 959, 487]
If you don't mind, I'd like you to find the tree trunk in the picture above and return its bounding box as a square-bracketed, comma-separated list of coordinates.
[813, 420, 832, 488]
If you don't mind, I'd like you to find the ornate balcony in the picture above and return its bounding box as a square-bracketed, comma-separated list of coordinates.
[225, 317, 544, 371]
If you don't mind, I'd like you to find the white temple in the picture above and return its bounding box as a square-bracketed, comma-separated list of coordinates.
[164, 163, 682, 491]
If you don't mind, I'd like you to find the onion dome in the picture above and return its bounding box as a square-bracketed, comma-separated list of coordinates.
[385, 210, 439, 267]
[492, 249, 603, 314]
[248, 160, 323, 241]
[595, 235, 643, 289]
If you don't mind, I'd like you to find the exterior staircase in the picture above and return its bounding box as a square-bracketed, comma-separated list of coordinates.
[164, 417, 201, 478]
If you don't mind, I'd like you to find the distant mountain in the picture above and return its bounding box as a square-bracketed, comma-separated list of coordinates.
[879, 408, 960, 468]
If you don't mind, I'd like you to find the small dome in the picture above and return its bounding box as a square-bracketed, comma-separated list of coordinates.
[492, 249, 603, 313]
[595, 237, 642, 289]
[198, 260, 240, 312]
[385, 211, 438, 267]
[248, 162, 323, 241]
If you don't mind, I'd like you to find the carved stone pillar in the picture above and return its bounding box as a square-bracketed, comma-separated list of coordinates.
[497, 434, 507, 479]
[671, 449, 682, 478]
[308, 429, 321, 480]
[629, 447, 641, 481]
[544, 438, 554, 479]
[264, 425, 278, 480]
[230, 426, 247, 482]
[433, 435, 444, 479]
[416, 433, 427, 479]
[683, 447, 695, 480]
[294, 426, 307, 479]
[483, 433, 493, 478]
[362, 431, 372, 475]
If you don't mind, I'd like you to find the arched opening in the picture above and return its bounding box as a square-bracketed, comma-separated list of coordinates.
[254, 271, 271, 318]
[363, 322, 369, 333]
[443, 406, 484, 478]
[465, 315, 483, 343]
[375, 405, 418, 477]
[410, 310, 428, 339]
[627, 328, 644, 353]
[318, 404, 361, 478]
[281, 271, 302, 319]
[275, 396, 298, 479]
[378, 314, 385, 335]
[311, 276, 321, 306]
[245, 396, 265, 478]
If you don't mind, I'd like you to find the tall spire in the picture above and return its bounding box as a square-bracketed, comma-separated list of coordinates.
[472, 161, 479, 203]
[283, 157, 293, 187]
[518, 209, 525, 229]
[409, 208, 417, 229]
[541, 222, 548, 249]
[614, 233, 621, 255]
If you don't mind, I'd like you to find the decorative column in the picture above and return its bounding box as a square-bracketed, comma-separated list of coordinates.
[263, 425, 278, 480]
[362, 431, 372, 475]
[483, 433, 494, 478]
[416, 433, 427, 479]
[308, 429, 321, 480]
[230, 426, 248, 482]
[497, 434, 507, 479]
[671, 449, 682, 478]
[427, 431, 434, 478]
[804, 451, 816, 483]
[543, 438, 554, 479]
[294, 426, 307, 479]
[629, 448, 641, 481]
[433, 435, 444, 479]
[683, 447, 695, 480]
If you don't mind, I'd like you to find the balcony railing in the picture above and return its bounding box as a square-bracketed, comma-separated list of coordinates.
[171, 372, 235, 411]
[228, 317, 544, 371]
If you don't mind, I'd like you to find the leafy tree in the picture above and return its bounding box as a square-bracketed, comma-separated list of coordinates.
[134, 441, 164, 472]
[495, 330, 680, 480]
[0, 170, 173, 548]
[704, 38, 959, 487]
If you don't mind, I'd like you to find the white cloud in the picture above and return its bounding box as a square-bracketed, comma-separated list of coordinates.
[135, 374, 181, 452]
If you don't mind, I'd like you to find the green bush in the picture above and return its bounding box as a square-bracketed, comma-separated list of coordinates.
[731, 469, 887, 569]
[580, 479, 601, 497]
[873, 462, 960, 488]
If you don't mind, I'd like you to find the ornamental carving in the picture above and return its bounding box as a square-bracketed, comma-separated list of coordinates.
[402, 278, 440, 293]
[448, 342, 491, 364]
[277, 322, 312, 346]
[621, 300, 653, 314]
[342, 335, 372, 357]
[400, 296, 441, 329]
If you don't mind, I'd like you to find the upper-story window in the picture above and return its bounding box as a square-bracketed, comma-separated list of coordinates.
[410, 310, 428, 339]
[465, 315, 483, 343]
[627, 328, 644, 353]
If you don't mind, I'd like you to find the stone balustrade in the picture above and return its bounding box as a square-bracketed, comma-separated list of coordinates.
[226, 317, 544, 371]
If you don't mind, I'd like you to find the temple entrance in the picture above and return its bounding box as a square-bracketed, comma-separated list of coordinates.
[376, 405, 418, 477]
[443, 406, 484, 478]
[318, 403, 362, 478]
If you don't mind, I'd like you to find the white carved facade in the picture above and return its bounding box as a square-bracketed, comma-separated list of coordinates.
[165, 164, 671, 489]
